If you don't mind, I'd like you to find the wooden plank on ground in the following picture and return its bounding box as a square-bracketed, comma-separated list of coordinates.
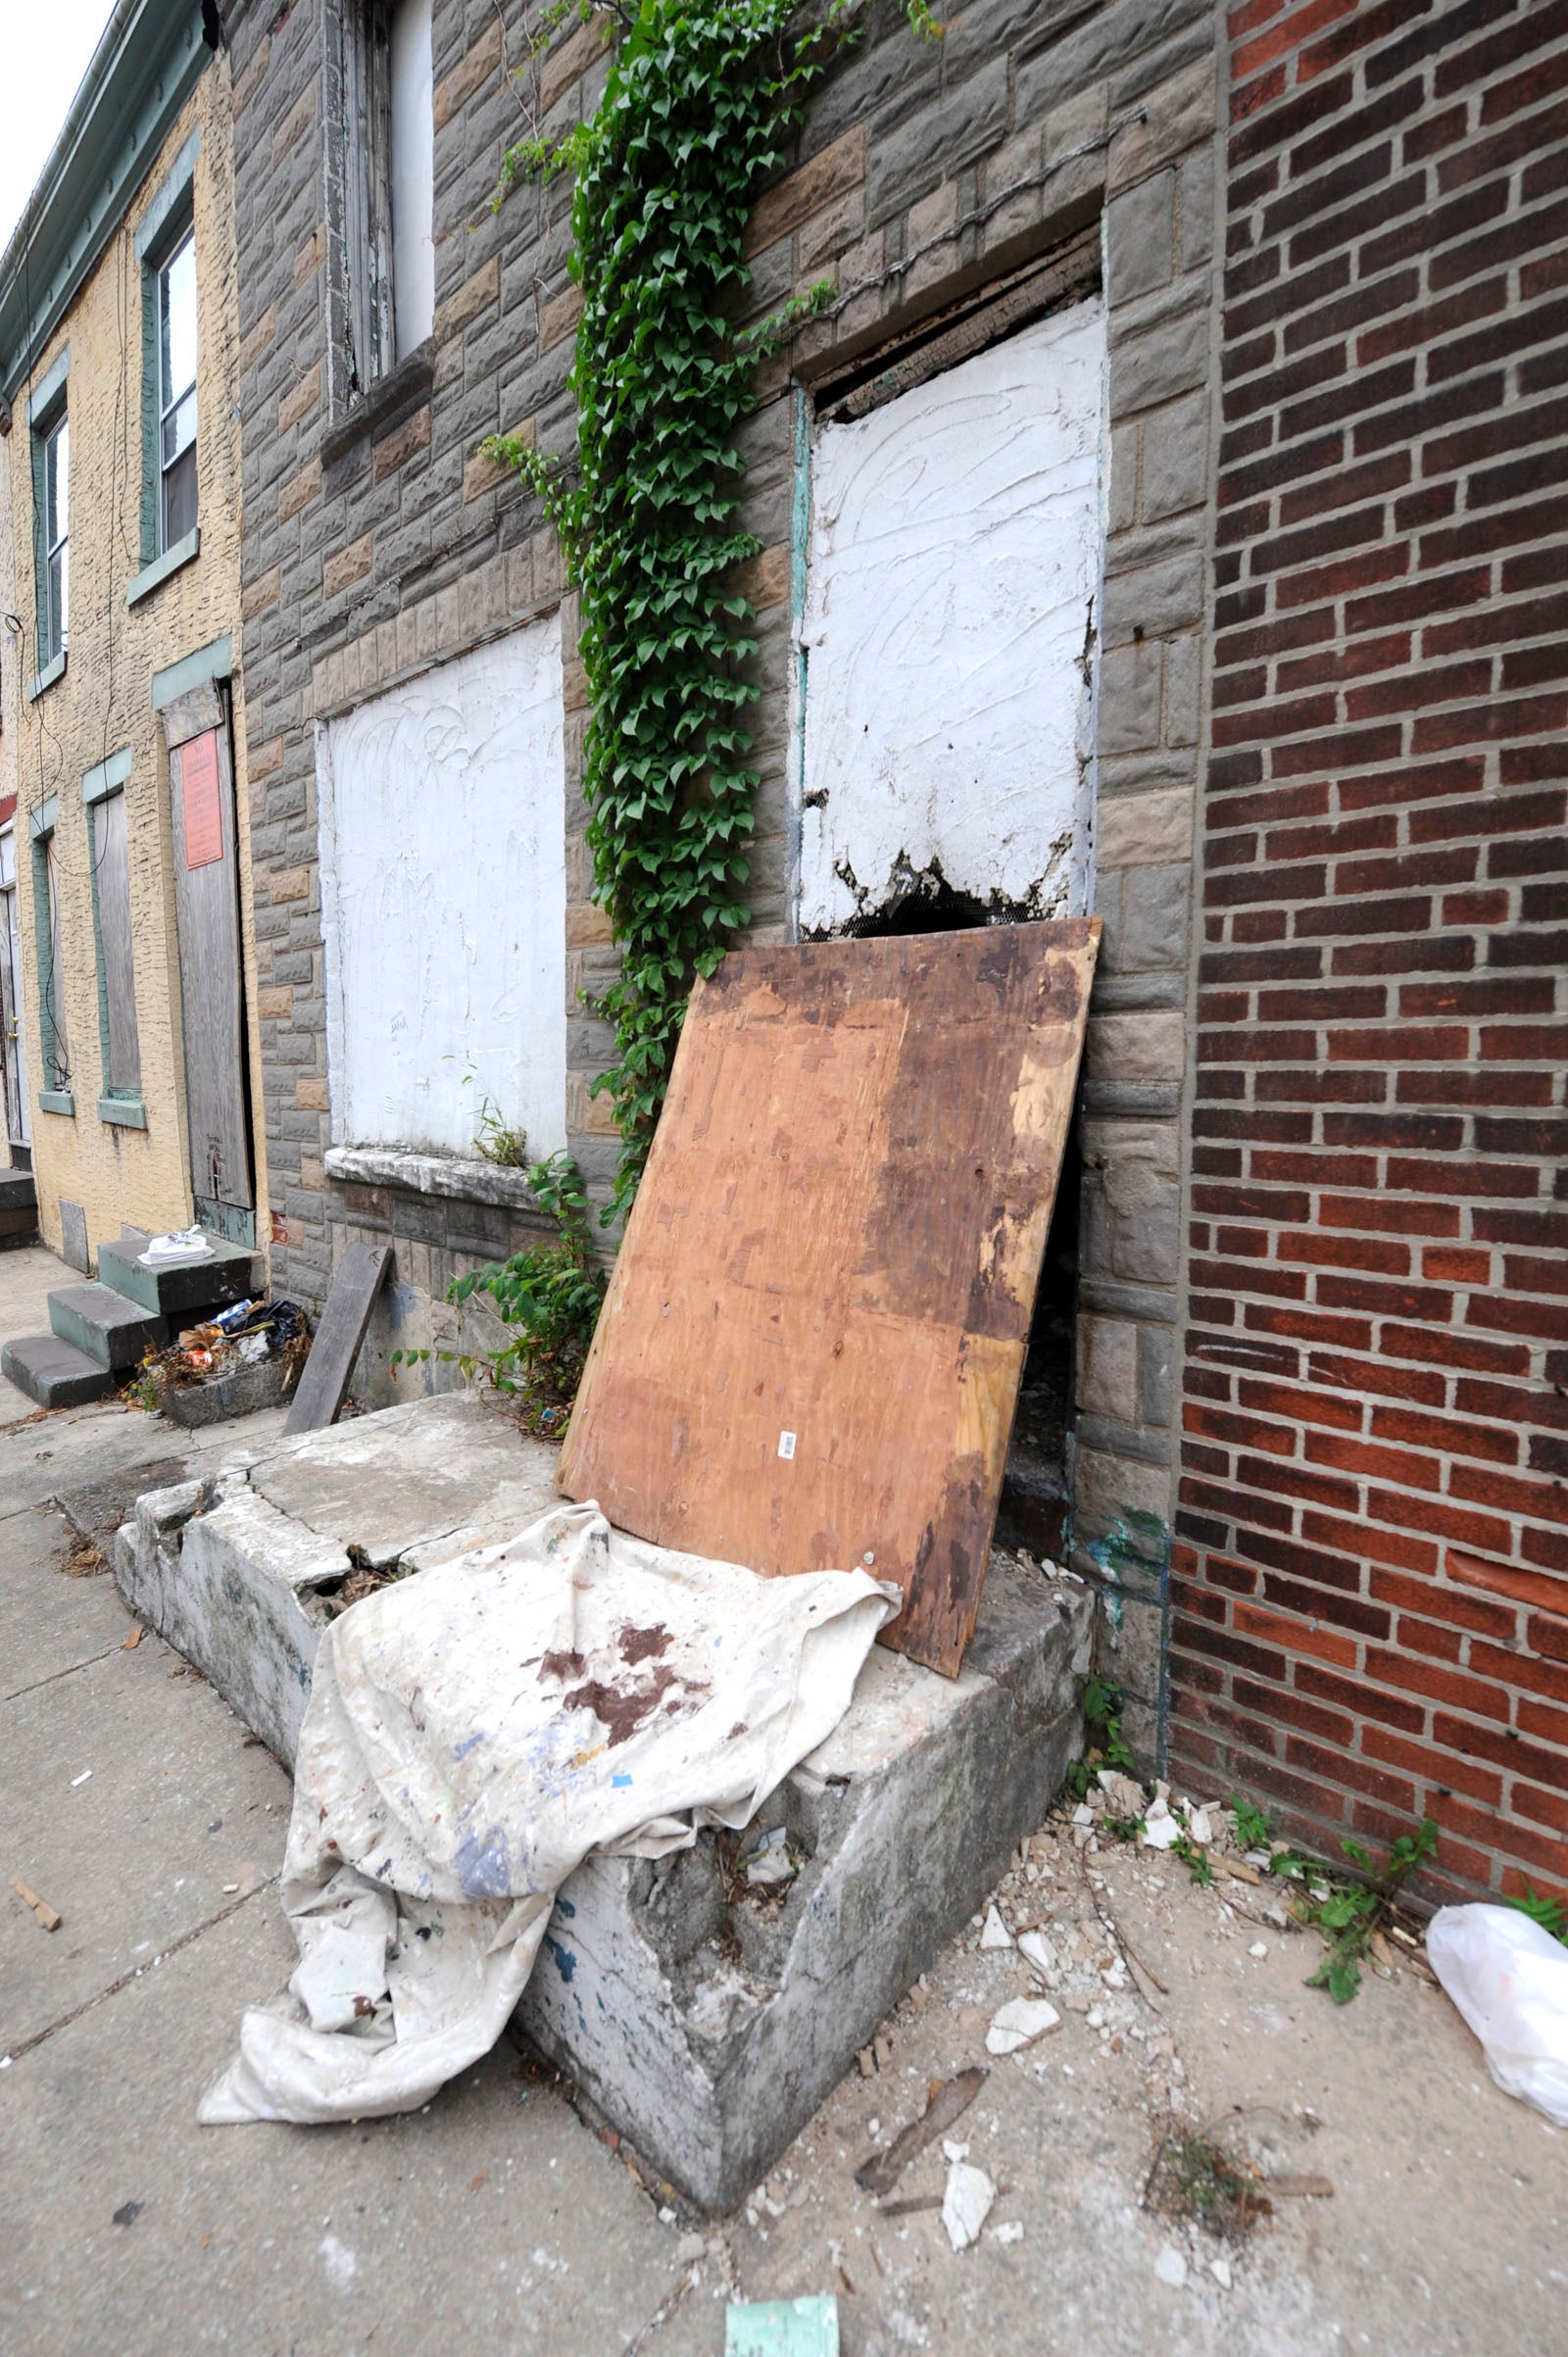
[283, 1244, 391, 1435]
[558, 920, 1101, 1676]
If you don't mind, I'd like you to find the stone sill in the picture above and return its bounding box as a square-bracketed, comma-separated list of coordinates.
[319, 343, 435, 470]
[98, 1095, 147, 1129]
[126, 526, 200, 609]
[324, 1143, 543, 1213]
[26, 651, 66, 703]
[37, 1088, 74, 1116]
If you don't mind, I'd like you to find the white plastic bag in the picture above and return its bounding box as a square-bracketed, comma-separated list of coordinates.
[1427, 1903, 1568, 2126]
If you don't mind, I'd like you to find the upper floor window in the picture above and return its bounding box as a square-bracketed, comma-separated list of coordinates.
[40, 412, 69, 666]
[344, 0, 433, 392]
[159, 230, 198, 548]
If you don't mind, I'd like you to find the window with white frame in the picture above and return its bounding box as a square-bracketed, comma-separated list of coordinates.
[158, 230, 198, 549]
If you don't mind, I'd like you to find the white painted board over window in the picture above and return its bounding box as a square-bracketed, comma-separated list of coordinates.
[795, 298, 1107, 937]
[318, 619, 567, 1161]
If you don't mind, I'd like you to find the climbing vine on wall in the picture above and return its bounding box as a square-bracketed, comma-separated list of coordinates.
[487, 0, 939, 1222]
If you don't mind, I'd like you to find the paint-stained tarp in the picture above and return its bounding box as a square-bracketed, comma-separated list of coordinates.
[201, 1502, 897, 2125]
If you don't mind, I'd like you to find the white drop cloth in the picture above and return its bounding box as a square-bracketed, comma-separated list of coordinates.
[201, 1500, 898, 2125]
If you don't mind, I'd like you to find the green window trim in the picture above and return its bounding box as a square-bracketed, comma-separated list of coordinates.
[28, 386, 69, 675]
[29, 823, 69, 1101]
[137, 129, 201, 569]
[26, 651, 67, 702]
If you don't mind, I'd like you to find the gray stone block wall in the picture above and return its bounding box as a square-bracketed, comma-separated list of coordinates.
[220, 0, 1222, 1764]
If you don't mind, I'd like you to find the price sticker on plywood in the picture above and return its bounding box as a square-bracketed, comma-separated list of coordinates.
[180, 730, 224, 869]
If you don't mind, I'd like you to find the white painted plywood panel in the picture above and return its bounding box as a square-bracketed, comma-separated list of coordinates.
[319, 619, 566, 1161]
[797, 298, 1107, 937]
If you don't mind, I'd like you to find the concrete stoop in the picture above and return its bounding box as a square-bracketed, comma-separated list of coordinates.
[4, 1227, 264, 1409]
[115, 1393, 1093, 2211]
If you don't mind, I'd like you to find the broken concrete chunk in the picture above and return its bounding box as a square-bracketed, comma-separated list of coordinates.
[1153, 2245, 1188, 2288]
[941, 2149, 996, 2251]
[1097, 1768, 1148, 1819]
[1140, 1797, 1182, 1851]
[1016, 1929, 1054, 1977]
[979, 1904, 1012, 1950]
[985, 1996, 1060, 2055]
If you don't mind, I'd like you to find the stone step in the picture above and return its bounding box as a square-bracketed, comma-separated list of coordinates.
[96, 1233, 261, 1320]
[47, 1282, 167, 1372]
[1, 1333, 114, 1409]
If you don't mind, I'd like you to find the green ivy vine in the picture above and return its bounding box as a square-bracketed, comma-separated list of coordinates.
[487, 0, 939, 1221]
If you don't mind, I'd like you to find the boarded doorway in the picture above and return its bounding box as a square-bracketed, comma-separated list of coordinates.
[162, 680, 255, 1245]
[0, 824, 29, 1159]
[790, 257, 1110, 1558]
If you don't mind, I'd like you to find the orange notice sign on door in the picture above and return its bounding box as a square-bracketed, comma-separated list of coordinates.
[181, 731, 223, 869]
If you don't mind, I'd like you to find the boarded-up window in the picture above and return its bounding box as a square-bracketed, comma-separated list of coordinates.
[92, 790, 141, 1096]
[318, 618, 567, 1159]
[796, 298, 1107, 936]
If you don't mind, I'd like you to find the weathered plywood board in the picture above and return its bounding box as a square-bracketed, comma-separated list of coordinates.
[283, 1244, 391, 1435]
[558, 920, 1101, 1676]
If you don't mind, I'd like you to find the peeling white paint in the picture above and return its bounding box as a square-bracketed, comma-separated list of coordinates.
[318, 620, 566, 1161]
[795, 299, 1107, 936]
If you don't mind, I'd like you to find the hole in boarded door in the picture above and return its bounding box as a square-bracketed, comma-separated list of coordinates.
[835, 890, 1082, 1563]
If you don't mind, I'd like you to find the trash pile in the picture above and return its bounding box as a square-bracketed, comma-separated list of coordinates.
[137, 1296, 307, 1403]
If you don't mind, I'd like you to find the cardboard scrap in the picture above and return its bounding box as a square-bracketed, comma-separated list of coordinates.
[11, 1876, 62, 1932]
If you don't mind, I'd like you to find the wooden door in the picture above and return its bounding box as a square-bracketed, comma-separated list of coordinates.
[0, 828, 28, 1150]
[163, 683, 254, 1245]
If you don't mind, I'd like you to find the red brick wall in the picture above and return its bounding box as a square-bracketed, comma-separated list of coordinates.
[1174, 0, 1568, 1901]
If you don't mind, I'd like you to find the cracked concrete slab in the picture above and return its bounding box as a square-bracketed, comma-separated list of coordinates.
[249, 1391, 562, 1563]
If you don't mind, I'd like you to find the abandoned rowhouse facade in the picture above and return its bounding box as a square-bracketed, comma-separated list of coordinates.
[0, 0, 267, 1283]
[221, 0, 1564, 1904]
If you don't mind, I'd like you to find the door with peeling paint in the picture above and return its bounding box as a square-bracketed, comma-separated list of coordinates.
[164, 682, 255, 1245]
[794, 296, 1106, 938]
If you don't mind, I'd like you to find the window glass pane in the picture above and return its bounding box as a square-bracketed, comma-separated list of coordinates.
[162, 438, 198, 548]
[94, 792, 141, 1095]
[46, 417, 68, 549]
[161, 234, 197, 408]
[48, 546, 68, 657]
[162, 386, 197, 466]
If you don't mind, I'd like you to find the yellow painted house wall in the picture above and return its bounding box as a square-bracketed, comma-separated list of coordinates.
[4, 55, 268, 1271]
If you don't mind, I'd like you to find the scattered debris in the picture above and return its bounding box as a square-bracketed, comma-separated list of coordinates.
[940, 2142, 996, 2251]
[112, 2201, 143, 2227]
[1153, 2245, 1188, 2288]
[70, 1769, 92, 1789]
[11, 1876, 62, 1932]
[1268, 2175, 1335, 2199]
[122, 1624, 143, 1649]
[985, 1996, 1059, 2056]
[855, 2067, 986, 2198]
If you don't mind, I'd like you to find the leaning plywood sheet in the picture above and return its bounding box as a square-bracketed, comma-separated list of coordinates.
[558, 920, 1101, 1676]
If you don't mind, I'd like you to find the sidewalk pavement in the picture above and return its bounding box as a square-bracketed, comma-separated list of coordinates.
[1, 1252, 1563, 2355]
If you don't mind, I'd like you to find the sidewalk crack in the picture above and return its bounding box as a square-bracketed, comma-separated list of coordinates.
[1, 1878, 278, 2069]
